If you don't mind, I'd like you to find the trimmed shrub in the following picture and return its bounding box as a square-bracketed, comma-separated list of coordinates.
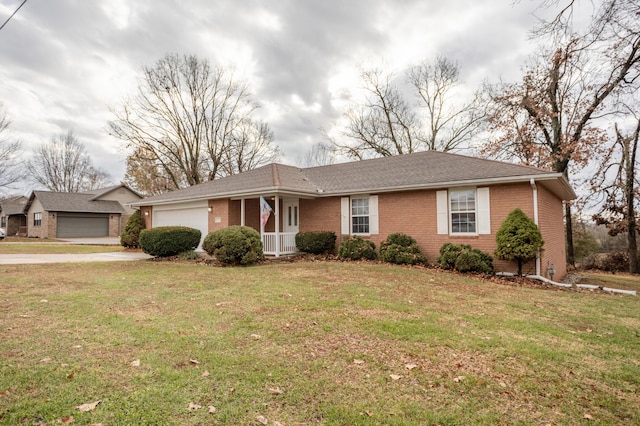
[139, 226, 201, 257]
[338, 236, 376, 261]
[379, 233, 427, 265]
[437, 242, 494, 274]
[437, 242, 470, 270]
[120, 210, 146, 248]
[295, 231, 337, 254]
[495, 208, 544, 276]
[202, 226, 264, 266]
[454, 249, 494, 274]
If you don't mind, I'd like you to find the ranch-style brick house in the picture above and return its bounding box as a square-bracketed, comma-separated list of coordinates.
[133, 151, 576, 280]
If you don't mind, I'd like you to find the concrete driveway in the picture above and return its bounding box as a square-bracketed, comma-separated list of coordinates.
[0, 237, 153, 264]
[0, 251, 153, 265]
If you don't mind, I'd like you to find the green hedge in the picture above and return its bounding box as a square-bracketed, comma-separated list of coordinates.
[379, 233, 427, 265]
[338, 236, 377, 261]
[139, 226, 201, 257]
[295, 231, 337, 254]
[437, 242, 493, 274]
[202, 226, 264, 266]
[120, 210, 146, 248]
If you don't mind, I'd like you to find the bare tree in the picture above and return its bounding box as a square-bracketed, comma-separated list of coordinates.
[591, 116, 639, 274]
[27, 130, 111, 192]
[298, 142, 335, 167]
[408, 56, 486, 152]
[109, 54, 280, 190]
[483, 0, 640, 265]
[332, 68, 423, 160]
[0, 104, 23, 190]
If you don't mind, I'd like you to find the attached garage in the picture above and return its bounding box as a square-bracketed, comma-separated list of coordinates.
[57, 213, 110, 238]
[152, 200, 209, 248]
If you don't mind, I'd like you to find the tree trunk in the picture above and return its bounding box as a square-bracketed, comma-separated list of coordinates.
[627, 121, 639, 274]
[517, 259, 523, 276]
[565, 203, 575, 266]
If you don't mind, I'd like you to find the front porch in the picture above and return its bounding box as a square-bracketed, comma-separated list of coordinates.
[262, 232, 297, 256]
[232, 195, 300, 257]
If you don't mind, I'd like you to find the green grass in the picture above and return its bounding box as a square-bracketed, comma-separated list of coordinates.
[575, 271, 640, 292]
[0, 261, 638, 425]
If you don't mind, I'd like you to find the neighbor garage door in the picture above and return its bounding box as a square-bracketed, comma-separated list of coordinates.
[153, 201, 208, 248]
[57, 213, 110, 238]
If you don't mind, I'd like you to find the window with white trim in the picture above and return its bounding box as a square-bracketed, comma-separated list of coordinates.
[450, 189, 476, 234]
[34, 212, 42, 227]
[1, 216, 6, 228]
[351, 197, 370, 234]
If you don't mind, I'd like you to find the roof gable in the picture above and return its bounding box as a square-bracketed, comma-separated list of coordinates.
[30, 190, 126, 214]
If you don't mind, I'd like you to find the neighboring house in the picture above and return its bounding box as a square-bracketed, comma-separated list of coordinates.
[25, 185, 142, 239]
[132, 151, 576, 280]
[0, 196, 29, 236]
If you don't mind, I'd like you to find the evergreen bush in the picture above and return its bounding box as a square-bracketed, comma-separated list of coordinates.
[338, 236, 377, 261]
[139, 226, 201, 257]
[437, 242, 493, 274]
[120, 210, 146, 248]
[295, 231, 337, 254]
[495, 208, 544, 275]
[379, 233, 427, 265]
[202, 226, 264, 266]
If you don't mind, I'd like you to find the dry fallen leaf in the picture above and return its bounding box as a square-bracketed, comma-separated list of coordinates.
[453, 376, 466, 383]
[256, 415, 268, 425]
[201, 370, 210, 377]
[0, 390, 9, 397]
[208, 406, 216, 414]
[251, 334, 262, 339]
[76, 401, 100, 412]
[60, 416, 75, 423]
[40, 358, 52, 363]
[273, 422, 284, 426]
[130, 359, 140, 367]
[405, 364, 417, 370]
[389, 374, 402, 381]
[353, 359, 365, 365]
[187, 402, 201, 410]
[584, 413, 593, 420]
[189, 358, 200, 365]
[268, 387, 283, 395]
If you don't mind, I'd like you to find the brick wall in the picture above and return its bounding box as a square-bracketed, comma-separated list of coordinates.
[537, 184, 567, 279]
[297, 183, 566, 279]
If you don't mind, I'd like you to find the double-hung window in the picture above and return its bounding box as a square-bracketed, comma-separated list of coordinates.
[450, 189, 476, 234]
[34, 212, 42, 227]
[351, 197, 370, 234]
[341, 195, 378, 235]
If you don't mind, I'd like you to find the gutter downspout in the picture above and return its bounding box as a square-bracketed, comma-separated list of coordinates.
[530, 178, 541, 277]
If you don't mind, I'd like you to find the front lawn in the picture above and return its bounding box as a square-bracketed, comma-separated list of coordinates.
[0, 261, 638, 425]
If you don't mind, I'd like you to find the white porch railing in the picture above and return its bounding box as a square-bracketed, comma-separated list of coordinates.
[262, 232, 298, 256]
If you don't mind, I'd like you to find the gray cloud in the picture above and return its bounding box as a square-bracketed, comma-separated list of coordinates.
[0, 0, 562, 193]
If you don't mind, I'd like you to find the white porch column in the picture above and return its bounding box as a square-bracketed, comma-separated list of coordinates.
[274, 195, 280, 257]
[240, 198, 245, 226]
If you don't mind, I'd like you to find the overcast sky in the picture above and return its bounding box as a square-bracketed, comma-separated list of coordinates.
[0, 0, 573, 193]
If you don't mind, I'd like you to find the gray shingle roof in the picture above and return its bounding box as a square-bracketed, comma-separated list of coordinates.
[0, 197, 28, 216]
[32, 191, 126, 214]
[134, 151, 575, 206]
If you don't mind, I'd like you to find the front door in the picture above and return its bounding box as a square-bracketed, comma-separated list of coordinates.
[283, 198, 299, 233]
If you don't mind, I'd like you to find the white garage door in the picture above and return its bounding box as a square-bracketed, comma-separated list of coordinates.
[153, 201, 209, 249]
